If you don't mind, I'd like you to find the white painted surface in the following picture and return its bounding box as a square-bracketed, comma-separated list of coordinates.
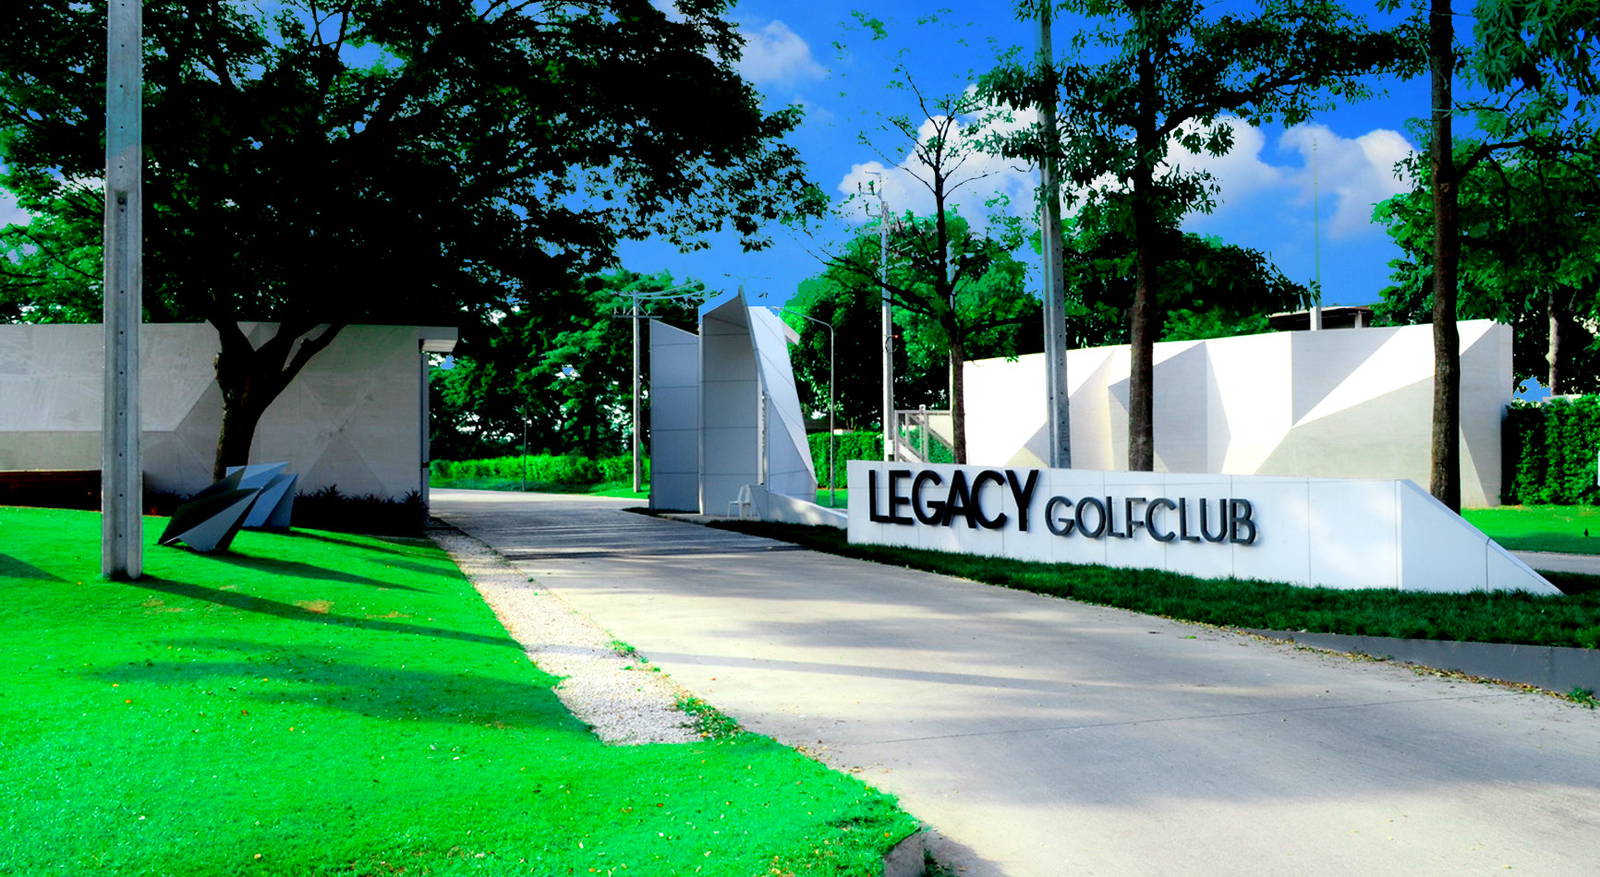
[648, 322, 700, 512]
[964, 321, 1512, 506]
[0, 323, 450, 499]
[847, 461, 1558, 594]
[694, 293, 815, 515]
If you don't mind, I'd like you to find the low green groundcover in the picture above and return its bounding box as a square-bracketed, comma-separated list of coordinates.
[1463, 505, 1600, 556]
[713, 520, 1600, 649]
[0, 507, 914, 875]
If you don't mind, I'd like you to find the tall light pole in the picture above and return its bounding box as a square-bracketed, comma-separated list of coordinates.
[1038, 3, 1071, 470]
[103, 0, 143, 579]
[773, 307, 835, 506]
[868, 173, 897, 462]
[612, 282, 705, 494]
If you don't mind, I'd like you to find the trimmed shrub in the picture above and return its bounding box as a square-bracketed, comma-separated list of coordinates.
[430, 454, 647, 488]
[808, 431, 882, 489]
[1504, 397, 1600, 505]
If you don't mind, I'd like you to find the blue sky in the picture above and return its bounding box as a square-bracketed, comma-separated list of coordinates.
[0, 1, 1438, 312]
[620, 0, 1438, 311]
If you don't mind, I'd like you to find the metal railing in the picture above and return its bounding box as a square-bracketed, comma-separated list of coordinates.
[893, 406, 955, 464]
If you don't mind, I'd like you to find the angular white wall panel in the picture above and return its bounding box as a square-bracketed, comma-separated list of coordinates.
[964, 321, 1511, 506]
[648, 322, 700, 512]
[0, 323, 443, 500]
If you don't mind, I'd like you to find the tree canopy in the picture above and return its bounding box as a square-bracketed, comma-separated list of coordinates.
[982, 0, 1409, 470]
[788, 214, 1042, 433]
[430, 270, 705, 462]
[0, 0, 816, 478]
[1372, 142, 1600, 395]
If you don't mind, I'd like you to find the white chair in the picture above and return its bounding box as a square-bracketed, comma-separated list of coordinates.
[727, 484, 753, 519]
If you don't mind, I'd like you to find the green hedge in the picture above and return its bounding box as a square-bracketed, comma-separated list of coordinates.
[808, 431, 882, 489]
[1504, 397, 1600, 505]
[431, 454, 647, 487]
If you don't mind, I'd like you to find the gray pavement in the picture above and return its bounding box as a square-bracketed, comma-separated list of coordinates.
[1515, 549, 1600, 575]
[433, 489, 1600, 877]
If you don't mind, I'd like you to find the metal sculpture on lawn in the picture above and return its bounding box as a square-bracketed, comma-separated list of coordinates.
[157, 463, 298, 552]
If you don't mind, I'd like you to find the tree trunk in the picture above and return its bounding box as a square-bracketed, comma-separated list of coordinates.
[1546, 288, 1561, 395]
[949, 334, 968, 464]
[1428, 0, 1461, 512]
[1127, 45, 1159, 472]
[209, 319, 347, 481]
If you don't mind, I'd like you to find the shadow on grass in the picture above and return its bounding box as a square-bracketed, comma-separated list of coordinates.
[280, 529, 426, 556]
[129, 577, 520, 650]
[91, 637, 585, 733]
[0, 553, 64, 581]
[205, 552, 430, 592]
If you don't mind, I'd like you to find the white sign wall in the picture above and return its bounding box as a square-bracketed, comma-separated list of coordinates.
[846, 462, 1558, 595]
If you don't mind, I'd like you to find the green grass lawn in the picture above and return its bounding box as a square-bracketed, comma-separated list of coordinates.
[713, 520, 1600, 649]
[430, 476, 650, 501]
[0, 507, 914, 875]
[1464, 505, 1600, 555]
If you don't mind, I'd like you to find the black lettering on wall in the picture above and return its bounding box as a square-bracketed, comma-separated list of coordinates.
[1076, 497, 1108, 538]
[1229, 499, 1257, 545]
[1199, 498, 1229, 543]
[971, 470, 1009, 530]
[1124, 497, 1147, 537]
[1044, 496, 1076, 536]
[1005, 470, 1040, 532]
[911, 470, 945, 525]
[1177, 497, 1202, 542]
[886, 469, 915, 525]
[1146, 498, 1178, 543]
[868, 469, 890, 523]
[943, 470, 976, 528]
[1104, 496, 1127, 538]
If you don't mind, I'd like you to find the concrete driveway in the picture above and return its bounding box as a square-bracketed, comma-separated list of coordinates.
[432, 489, 1600, 876]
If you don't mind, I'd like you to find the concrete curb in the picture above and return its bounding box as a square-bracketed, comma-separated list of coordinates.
[1253, 629, 1600, 693]
[882, 830, 925, 877]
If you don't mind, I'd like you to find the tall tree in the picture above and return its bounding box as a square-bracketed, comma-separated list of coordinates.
[1059, 193, 1313, 347]
[824, 72, 1030, 463]
[1403, 0, 1600, 509]
[983, 0, 1408, 470]
[1372, 144, 1600, 395]
[789, 218, 1042, 434]
[430, 271, 705, 461]
[0, 0, 816, 479]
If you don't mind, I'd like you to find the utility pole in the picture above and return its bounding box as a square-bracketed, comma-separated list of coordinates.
[874, 177, 897, 462]
[631, 293, 642, 492]
[102, 0, 142, 579]
[1310, 135, 1323, 330]
[1038, 3, 1071, 469]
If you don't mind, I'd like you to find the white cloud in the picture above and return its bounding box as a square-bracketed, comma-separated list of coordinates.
[1279, 124, 1416, 238]
[0, 189, 29, 227]
[736, 20, 825, 85]
[833, 99, 1417, 243]
[835, 102, 1040, 227]
[1165, 117, 1284, 203]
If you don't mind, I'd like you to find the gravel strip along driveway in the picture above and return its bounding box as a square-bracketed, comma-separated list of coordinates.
[430, 525, 699, 745]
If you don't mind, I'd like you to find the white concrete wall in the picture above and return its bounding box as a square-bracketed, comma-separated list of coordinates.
[0, 323, 443, 499]
[847, 461, 1557, 594]
[695, 294, 816, 515]
[649, 322, 700, 512]
[965, 321, 1511, 506]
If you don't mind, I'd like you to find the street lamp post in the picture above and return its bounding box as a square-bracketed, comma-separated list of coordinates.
[103, 0, 142, 579]
[772, 307, 836, 507]
[611, 283, 706, 497]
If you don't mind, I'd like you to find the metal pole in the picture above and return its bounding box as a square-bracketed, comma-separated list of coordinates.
[1038, 3, 1072, 469]
[102, 0, 142, 580]
[631, 293, 642, 492]
[879, 189, 896, 462]
[1311, 135, 1323, 330]
[520, 408, 527, 492]
[825, 321, 838, 505]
